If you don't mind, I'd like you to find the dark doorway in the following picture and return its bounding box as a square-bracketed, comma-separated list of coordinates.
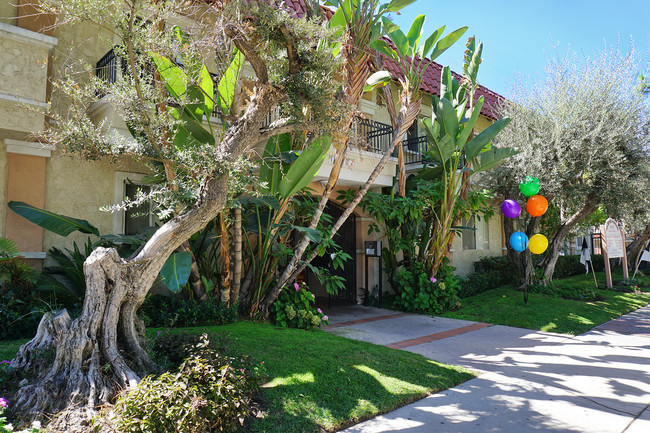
[308, 202, 357, 306]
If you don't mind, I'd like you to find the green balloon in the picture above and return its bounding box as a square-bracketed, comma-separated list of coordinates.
[520, 176, 540, 197]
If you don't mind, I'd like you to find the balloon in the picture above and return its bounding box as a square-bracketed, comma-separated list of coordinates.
[509, 231, 529, 252]
[501, 200, 521, 218]
[526, 195, 548, 217]
[529, 234, 548, 254]
[520, 176, 540, 197]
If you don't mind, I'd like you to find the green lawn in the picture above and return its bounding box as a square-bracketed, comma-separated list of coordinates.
[442, 270, 650, 335]
[1, 322, 474, 433]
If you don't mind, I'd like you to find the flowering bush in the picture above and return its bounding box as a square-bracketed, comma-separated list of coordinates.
[271, 282, 329, 330]
[0, 397, 42, 433]
[392, 264, 461, 314]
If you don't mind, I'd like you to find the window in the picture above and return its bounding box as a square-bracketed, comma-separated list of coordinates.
[113, 172, 154, 235]
[462, 215, 489, 250]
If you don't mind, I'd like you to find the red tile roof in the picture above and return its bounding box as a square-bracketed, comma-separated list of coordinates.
[278, 0, 504, 119]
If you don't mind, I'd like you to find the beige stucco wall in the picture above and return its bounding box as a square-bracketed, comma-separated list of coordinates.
[0, 35, 50, 101]
[42, 155, 148, 258]
[0, 2, 16, 26]
[450, 213, 504, 276]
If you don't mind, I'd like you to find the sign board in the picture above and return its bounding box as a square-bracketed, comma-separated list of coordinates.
[604, 220, 625, 258]
[600, 218, 629, 288]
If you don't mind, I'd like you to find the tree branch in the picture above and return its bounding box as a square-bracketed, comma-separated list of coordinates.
[279, 24, 301, 75]
[224, 22, 268, 83]
[258, 118, 319, 141]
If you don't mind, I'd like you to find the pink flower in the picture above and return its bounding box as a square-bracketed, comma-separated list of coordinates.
[430, 277, 437, 283]
[317, 308, 322, 314]
[0, 397, 8, 408]
[294, 282, 300, 291]
[322, 315, 328, 321]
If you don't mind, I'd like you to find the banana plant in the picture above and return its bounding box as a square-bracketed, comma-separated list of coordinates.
[367, 15, 467, 197]
[245, 132, 331, 316]
[407, 43, 517, 276]
[7, 201, 192, 293]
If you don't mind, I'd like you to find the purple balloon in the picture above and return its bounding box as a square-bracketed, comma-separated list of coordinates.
[501, 200, 521, 218]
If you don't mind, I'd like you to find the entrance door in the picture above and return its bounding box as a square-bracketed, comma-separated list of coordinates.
[309, 202, 357, 305]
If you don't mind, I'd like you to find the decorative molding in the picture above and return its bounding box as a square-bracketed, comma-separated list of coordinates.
[0, 22, 57, 49]
[359, 99, 377, 116]
[20, 251, 46, 259]
[4, 139, 53, 157]
[0, 92, 49, 108]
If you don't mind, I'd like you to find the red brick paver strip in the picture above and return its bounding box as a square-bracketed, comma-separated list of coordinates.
[385, 322, 493, 349]
[323, 313, 410, 329]
[595, 306, 650, 337]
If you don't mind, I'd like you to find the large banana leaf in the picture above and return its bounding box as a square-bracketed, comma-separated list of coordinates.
[259, 134, 292, 196]
[8, 201, 100, 237]
[278, 134, 332, 199]
[465, 117, 512, 161]
[148, 52, 187, 99]
[217, 48, 244, 118]
[159, 251, 192, 293]
[472, 147, 520, 174]
[430, 26, 468, 61]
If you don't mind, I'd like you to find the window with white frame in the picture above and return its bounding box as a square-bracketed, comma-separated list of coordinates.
[462, 215, 489, 250]
[113, 172, 154, 235]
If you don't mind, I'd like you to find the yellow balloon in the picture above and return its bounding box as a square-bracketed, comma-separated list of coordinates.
[529, 234, 548, 254]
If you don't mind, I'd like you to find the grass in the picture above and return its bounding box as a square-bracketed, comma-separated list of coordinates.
[0, 339, 28, 363]
[443, 270, 650, 335]
[1, 322, 474, 433]
[156, 322, 474, 432]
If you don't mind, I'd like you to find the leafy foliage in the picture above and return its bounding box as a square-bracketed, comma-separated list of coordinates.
[392, 263, 461, 314]
[0, 248, 42, 340]
[139, 295, 237, 329]
[271, 282, 329, 330]
[113, 334, 262, 433]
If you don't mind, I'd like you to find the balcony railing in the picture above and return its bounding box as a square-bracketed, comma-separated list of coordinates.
[96, 49, 435, 162]
[351, 117, 393, 154]
[402, 136, 429, 165]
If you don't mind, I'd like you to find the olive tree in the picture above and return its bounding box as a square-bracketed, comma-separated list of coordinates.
[9, 0, 341, 427]
[485, 48, 650, 284]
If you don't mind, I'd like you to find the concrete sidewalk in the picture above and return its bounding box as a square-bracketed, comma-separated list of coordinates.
[324, 305, 650, 433]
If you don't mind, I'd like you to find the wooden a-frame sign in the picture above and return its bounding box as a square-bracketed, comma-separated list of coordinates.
[600, 218, 628, 288]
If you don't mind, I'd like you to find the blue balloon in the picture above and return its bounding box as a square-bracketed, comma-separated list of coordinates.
[510, 231, 529, 252]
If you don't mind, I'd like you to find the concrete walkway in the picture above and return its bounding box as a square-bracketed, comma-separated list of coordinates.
[323, 305, 650, 433]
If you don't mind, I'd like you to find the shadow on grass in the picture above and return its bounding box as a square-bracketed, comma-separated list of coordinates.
[200, 322, 475, 433]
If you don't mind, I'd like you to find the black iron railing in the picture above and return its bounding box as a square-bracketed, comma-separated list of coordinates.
[351, 117, 393, 153]
[95, 48, 127, 84]
[402, 136, 429, 165]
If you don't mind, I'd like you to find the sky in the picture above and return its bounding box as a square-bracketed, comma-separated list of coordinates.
[390, 0, 650, 97]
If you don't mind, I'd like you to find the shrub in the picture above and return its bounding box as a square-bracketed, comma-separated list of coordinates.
[149, 331, 230, 370]
[0, 251, 44, 340]
[612, 279, 642, 294]
[473, 255, 520, 282]
[114, 334, 262, 433]
[552, 255, 586, 278]
[557, 286, 602, 301]
[139, 295, 238, 328]
[271, 282, 328, 330]
[392, 264, 461, 314]
[458, 271, 504, 298]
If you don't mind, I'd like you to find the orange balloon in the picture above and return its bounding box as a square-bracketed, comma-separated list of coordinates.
[526, 195, 548, 217]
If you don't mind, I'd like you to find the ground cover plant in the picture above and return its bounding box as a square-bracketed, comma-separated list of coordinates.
[442, 270, 650, 335]
[0, 322, 474, 433]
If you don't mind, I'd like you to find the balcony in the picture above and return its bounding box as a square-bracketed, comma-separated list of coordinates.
[351, 117, 430, 164]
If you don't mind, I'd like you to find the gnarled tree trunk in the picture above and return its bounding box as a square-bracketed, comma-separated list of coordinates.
[10, 175, 229, 429]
